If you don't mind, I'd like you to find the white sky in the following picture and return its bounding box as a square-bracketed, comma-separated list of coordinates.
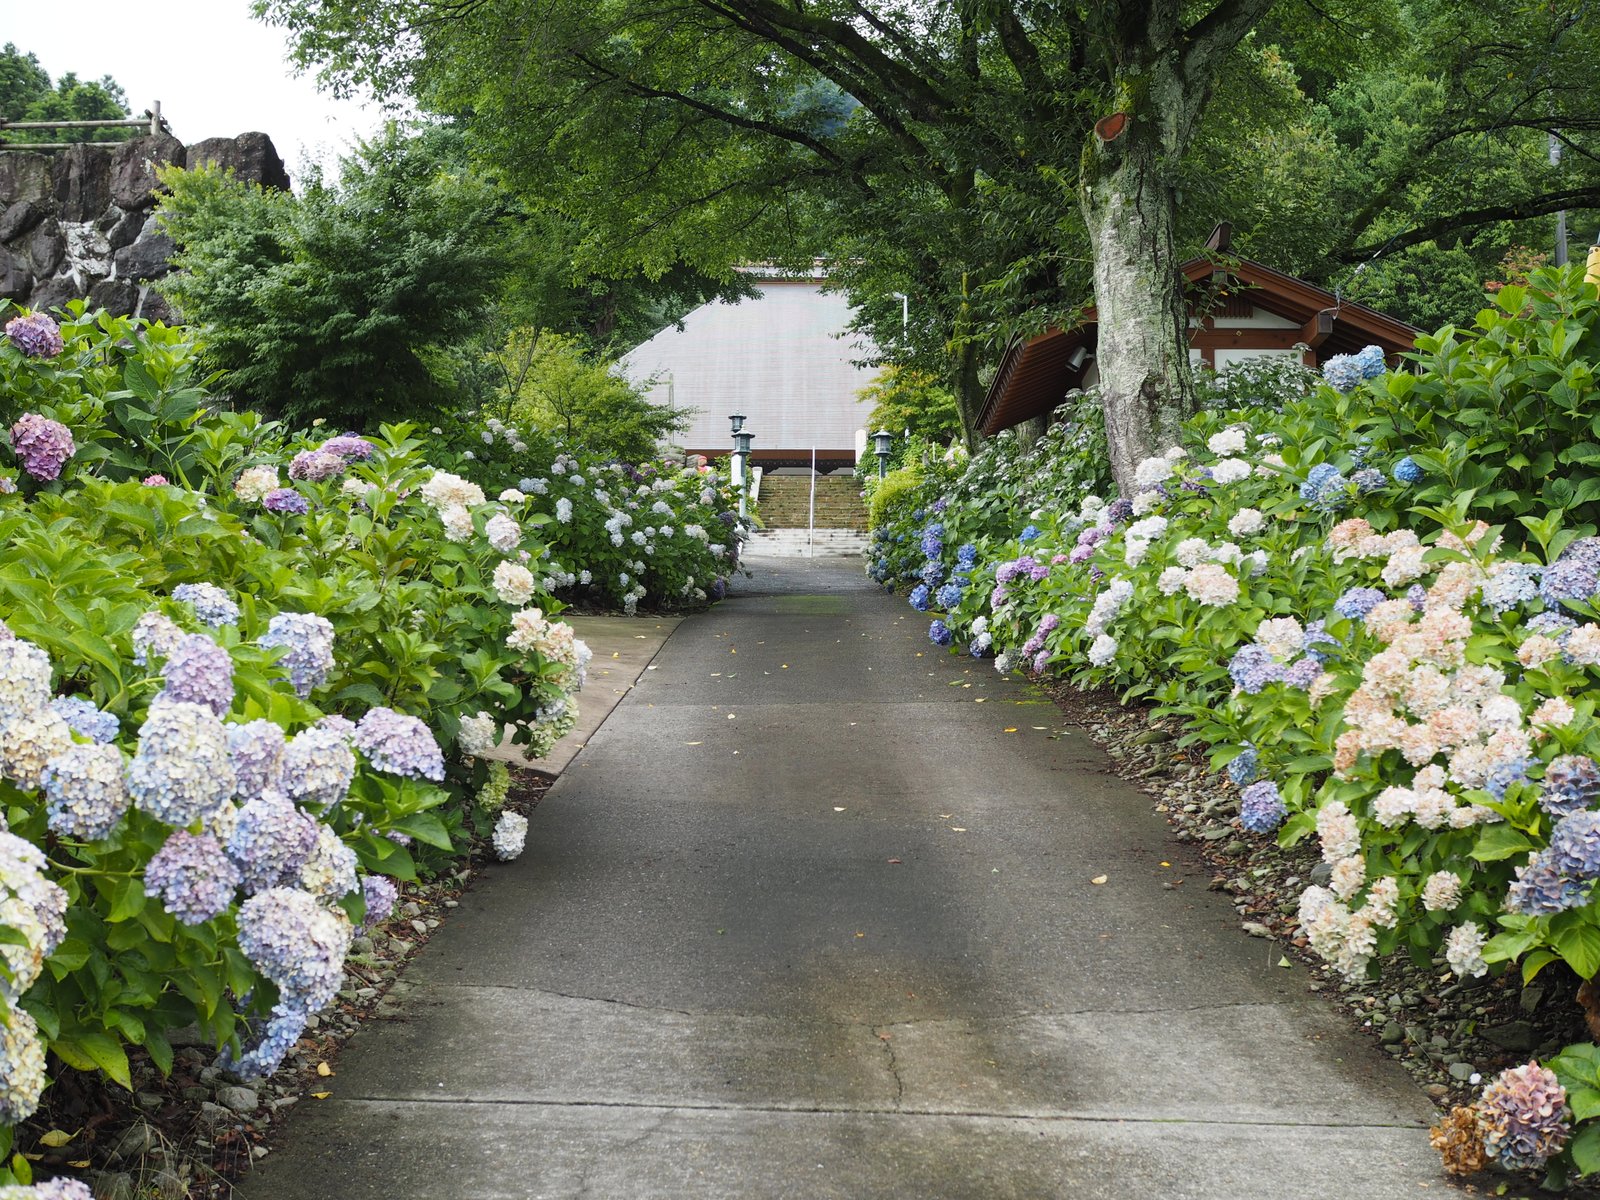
[4, 0, 389, 183]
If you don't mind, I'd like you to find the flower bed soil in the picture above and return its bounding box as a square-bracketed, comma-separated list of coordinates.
[1038, 678, 1600, 1198]
[12, 771, 552, 1200]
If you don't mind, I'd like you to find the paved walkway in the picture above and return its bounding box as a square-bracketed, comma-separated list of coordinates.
[241, 559, 1439, 1199]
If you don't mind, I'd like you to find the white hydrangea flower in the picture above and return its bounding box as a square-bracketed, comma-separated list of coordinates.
[1316, 800, 1361, 864]
[1227, 508, 1265, 537]
[1444, 922, 1488, 978]
[1156, 566, 1188, 595]
[1174, 538, 1211, 568]
[1207, 428, 1248, 455]
[441, 504, 474, 543]
[485, 512, 521, 553]
[1088, 634, 1117, 667]
[458, 712, 499, 756]
[1134, 456, 1174, 487]
[493, 811, 529, 861]
[1209, 458, 1251, 485]
[493, 561, 537, 606]
[1421, 871, 1461, 912]
[1131, 489, 1163, 516]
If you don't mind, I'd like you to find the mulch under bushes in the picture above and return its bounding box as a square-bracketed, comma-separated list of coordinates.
[1039, 677, 1600, 1197]
[13, 771, 552, 1200]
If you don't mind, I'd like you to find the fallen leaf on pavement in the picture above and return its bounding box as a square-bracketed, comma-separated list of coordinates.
[38, 1130, 75, 1148]
[311, 1091, 332, 1100]
[1091, 875, 1108, 885]
[317, 1062, 333, 1077]
[887, 858, 902, 864]
[834, 806, 846, 812]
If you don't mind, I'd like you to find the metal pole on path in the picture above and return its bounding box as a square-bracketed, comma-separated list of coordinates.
[808, 448, 816, 559]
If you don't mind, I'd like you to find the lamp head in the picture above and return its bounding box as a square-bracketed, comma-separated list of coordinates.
[729, 413, 746, 434]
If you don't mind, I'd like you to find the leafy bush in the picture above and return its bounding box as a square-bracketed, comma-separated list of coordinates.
[869, 269, 1600, 1185]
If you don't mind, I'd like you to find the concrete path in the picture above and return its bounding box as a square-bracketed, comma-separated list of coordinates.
[241, 559, 1441, 1199]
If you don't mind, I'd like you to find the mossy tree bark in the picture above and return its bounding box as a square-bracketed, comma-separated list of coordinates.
[1079, 0, 1275, 494]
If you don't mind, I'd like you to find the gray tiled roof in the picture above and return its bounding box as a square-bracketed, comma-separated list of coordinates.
[622, 282, 880, 453]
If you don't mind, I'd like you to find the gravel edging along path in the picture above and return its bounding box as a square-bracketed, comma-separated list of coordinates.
[9, 771, 552, 1200]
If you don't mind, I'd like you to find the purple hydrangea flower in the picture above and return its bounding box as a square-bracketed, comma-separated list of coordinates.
[1550, 812, 1600, 880]
[1105, 498, 1133, 523]
[1541, 538, 1600, 614]
[1281, 657, 1322, 688]
[1477, 1062, 1572, 1171]
[288, 449, 347, 482]
[262, 488, 310, 515]
[172, 582, 241, 627]
[1542, 755, 1600, 816]
[236, 886, 351, 1012]
[47, 695, 118, 744]
[1405, 583, 1427, 612]
[157, 633, 234, 716]
[127, 701, 236, 825]
[316, 713, 357, 742]
[142, 474, 168, 486]
[360, 874, 398, 931]
[5, 312, 64, 357]
[1505, 850, 1588, 915]
[1239, 780, 1286, 833]
[1302, 620, 1339, 661]
[144, 831, 242, 924]
[279, 725, 356, 808]
[229, 719, 287, 801]
[42, 741, 129, 840]
[353, 707, 445, 781]
[228, 790, 319, 893]
[321, 435, 374, 460]
[9, 413, 74, 481]
[259, 613, 335, 697]
[1228, 645, 1284, 694]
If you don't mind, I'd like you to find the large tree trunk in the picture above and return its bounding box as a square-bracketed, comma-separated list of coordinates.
[952, 336, 984, 450]
[1080, 115, 1193, 495]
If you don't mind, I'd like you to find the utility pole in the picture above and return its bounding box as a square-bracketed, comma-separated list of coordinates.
[1552, 133, 1569, 267]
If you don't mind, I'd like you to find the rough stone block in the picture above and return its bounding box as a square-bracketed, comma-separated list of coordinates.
[27, 217, 64, 277]
[110, 133, 185, 209]
[51, 143, 113, 221]
[185, 131, 290, 192]
[28, 274, 83, 313]
[113, 222, 175, 282]
[0, 200, 44, 243]
[0, 153, 53, 206]
[0, 246, 33, 301]
[88, 277, 139, 316]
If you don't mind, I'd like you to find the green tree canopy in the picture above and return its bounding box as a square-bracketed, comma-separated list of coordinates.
[156, 123, 507, 425]
[1, 44, 134, 143]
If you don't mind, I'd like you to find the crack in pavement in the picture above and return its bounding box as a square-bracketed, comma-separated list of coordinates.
[404, 982, 1323, 1027]
[318, 1095, 1429, 1130]
[873, 1026, 904, 1109]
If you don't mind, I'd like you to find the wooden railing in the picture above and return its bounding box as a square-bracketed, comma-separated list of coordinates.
[0, 102, 170, 151]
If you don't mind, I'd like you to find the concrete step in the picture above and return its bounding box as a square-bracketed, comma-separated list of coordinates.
[743, 529, 867, 557]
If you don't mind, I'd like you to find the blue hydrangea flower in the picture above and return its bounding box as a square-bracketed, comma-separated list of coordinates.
[360, 875, 398, 931]
[1239, 780, 1286, 833]
[919, 560, 946, 588]
[157, 633, 234, 716]
[236, 886, 352, 1012]
[144, 831, 241, 924]
[229, 791, 319, 894]
[935, 582, 964, 611]
[1505, 850, 1588, 915]
[1321, 355, 1362, 393]
[172, 582, 241, 628]
[1019, 524, 1041, 542]
[929, 620, 953, 647]
[259, 613, 336, 698]
[1334, 587, 1386, 621]
[1226, 744, 1259, 787]
[1485, 758, 1536, 801]
[229, 719, 287, 802]
[47, 695, 118, 744]
[955, 544, 978, 571]
[1299, 463, 1350, 511]
[1405, 584, 1427, 612]
[1481, 564, 1543, 614]
[1541, 538, 1600, 614]
[1228, 645, 1284, 695]
[353, 708, 445, 782]
[41, 742, 129, 840]
[1542, 756, 1600, 816]
[1302, 620, 1339, 661]
[219, 999, 313, 1078]
[908, 584, 931, 612]
[1392, 456, 1423, 485]
[1354, 345, 1387, 379]
[279, 725, 356, 809]
[1527, 610, 1578, 637]
[127, 701, 237, 826]
[920, 523, 945, 560]
[1551, 812, 1600, 880]
[1281, 657, 1322, 689]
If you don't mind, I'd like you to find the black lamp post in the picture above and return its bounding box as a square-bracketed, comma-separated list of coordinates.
[729, 412, 746, 435]
[732, 430, 754, 518]
[872, 429, 894, 479]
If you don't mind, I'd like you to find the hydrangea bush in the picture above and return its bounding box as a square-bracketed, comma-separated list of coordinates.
[870, 265, 1600, 1185]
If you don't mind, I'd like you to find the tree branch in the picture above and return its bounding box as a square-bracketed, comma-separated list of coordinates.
[1334, 187, 1600, 265]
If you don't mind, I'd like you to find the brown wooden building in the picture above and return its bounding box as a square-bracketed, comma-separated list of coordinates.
[978, 252, 1421, 435]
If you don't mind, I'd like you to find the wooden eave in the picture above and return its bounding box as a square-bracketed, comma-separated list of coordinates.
[977, 257, 1421, 435]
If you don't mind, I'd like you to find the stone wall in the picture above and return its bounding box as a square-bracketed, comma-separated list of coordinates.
[0, 132, 289, 323]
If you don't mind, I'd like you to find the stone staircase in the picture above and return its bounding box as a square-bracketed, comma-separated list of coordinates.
[756, 475, 868, 530]
[743, 528, 868, 557]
